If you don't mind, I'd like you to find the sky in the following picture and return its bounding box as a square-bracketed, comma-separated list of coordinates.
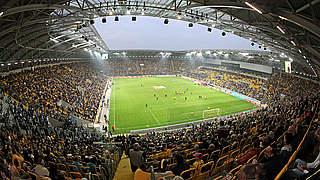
[94, 16, 261, 51]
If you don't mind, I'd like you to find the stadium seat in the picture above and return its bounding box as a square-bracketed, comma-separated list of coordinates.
[239, 139, 246, 148]
[167, 163, 177, 171]
[57, 163, 68, 171]
[210, 155, 229, 176]
[229, 148, 240, 161]
[180, 168, 196, 180]
[27, 171, 39, 180]
[91, 174, 101, 180]
[220, 145, 231, 156]
[195, 161, 214, 180]
[81, 166, 91, 173]
[60, 170, 69, 177]
[230, 142, 239, 151]
[201, 153, 209, 163]
[257, 148, 267, 161]
[186, 158, 197, 166]
[246, 154, 257, 163]
[213, 175, 224, 180]
[70, 172, 83, 179]
[209, 149, 220, 161]
[68, 164, 81, 172]
[229, 165, 242, 175]
[157, 174, 175, 180]
[232, 170, 240, 180]
[240, 144, 250, 156]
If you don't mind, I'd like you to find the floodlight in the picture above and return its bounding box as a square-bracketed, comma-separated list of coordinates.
[244, 2, 262, 14]
[102, 17, 106, 23]
[277, 25, 285, 34]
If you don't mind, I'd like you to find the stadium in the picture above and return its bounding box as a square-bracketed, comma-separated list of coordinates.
[0, 0, 320, 180]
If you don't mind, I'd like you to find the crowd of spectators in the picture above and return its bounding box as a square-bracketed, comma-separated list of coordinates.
[104, 59, 198, 76]
[0, 60, 319, 179]
[0, 63, 109, 122]
[182, 67, 267, 101]
[0, 92, 121, 180]
[113, 67, 320, 179]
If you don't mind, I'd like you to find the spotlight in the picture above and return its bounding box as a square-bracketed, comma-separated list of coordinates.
[132, 17, 136, 21]
[102, 17, 106, 23]
[90, 19, 95, 25]
[164, 19, 169, 24]
[207, 28, 212, 32]
[251, 43, 254, 46]
[258, 45, 261, 48]
[115, 16, 119, 21]
[188, 23, 193, 27]
[222, 32, 226, 36]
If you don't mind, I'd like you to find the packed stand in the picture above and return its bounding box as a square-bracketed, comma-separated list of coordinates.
[0, 63, 109, 122]
[0, 92, 122, 180]
[183, 67, 267, 101]
[110, 71, 320, 180]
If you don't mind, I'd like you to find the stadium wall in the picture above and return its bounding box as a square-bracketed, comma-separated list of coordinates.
[204, 59, 273, 74]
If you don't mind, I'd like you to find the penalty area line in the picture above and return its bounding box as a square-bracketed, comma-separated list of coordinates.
[148, 108, 160, 125]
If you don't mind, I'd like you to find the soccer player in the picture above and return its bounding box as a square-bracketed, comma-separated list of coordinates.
[185, 97, 187, 100]
[165, 94, 167, 97]
[146, 104, 148, 108]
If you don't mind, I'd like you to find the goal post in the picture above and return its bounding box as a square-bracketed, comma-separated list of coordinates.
[202, 108, 221, 119]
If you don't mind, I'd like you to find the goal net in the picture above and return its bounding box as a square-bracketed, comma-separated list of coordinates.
[202, 108, 221, 119]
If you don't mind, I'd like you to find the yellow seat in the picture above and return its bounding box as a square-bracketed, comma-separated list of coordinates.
[221, 145, 231, 156]
[246, 154, 257, 163]
[229, 148, 240, 161]
[209, 149, 220, 161]
[210, 155, 229, 176]
[70, 172, 82, 179]
[229, 165, 242, 175]
[196, 161, 214, 180]
[180, 168, 196, 180]
[213, 176, 224, 180]
[157, 174, 175, 180]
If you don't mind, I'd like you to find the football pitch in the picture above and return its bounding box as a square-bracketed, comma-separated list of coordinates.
[109, 76, 257, 134]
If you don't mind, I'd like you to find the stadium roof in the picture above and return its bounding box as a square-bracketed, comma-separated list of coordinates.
[0, 0, 319, 76]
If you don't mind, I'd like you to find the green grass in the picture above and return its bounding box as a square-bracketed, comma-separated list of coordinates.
[109, 77, 257, 134]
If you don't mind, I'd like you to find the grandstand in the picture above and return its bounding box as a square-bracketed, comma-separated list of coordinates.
[0, 0, 320, 180]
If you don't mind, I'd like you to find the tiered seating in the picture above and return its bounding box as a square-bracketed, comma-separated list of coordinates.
[0, 63, 109, 122]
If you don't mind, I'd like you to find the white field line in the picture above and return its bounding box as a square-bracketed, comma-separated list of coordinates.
[148, 108, 160, 125]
